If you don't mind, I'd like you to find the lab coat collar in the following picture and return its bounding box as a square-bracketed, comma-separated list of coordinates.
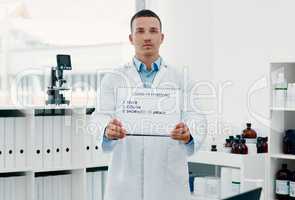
[125, 59, 168, 88]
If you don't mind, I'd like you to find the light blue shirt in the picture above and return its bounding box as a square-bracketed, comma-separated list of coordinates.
[102, 57, 194, 154]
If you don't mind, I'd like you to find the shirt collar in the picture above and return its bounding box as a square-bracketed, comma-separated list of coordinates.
[133, 56, 161, 72]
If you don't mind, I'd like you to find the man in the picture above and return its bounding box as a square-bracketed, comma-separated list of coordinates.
[99, 9, 202, 200]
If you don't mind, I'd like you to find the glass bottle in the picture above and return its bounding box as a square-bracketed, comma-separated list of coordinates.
[242, 123, 257, 138]
[262, 137, 268, 153]
[224, 139, 232, 153]
[276, 164, 290, 200]
[231, 139, 240, 154]
[256, 137, 263, 153]
[240, 139, 248, 154]
[290, 171, 295, 200]
[229, 136, 234, 148]
[211, 145, 217, 152]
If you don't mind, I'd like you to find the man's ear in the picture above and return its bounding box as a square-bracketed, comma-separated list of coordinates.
[161, 33, 164, 43]
[129, 34, 133, 44]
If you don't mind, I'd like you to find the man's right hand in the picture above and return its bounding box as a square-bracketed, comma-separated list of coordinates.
[105, 118, 126, 140]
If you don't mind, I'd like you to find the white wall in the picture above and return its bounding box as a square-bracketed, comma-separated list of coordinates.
[212, 0, 295, 136]
[147, 0, 295, 144]
[147, 0, 213, 81]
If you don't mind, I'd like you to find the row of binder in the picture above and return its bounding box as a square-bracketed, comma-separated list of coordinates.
[0, 110, 105, 170]
[87, 171, 103, 200]
[0, 117, 27, 169]
[35, 174, 72, 200]
[34, 115, 72, 169]
[0, 175, 26, 200]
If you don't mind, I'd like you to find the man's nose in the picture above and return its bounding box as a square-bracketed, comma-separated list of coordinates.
[143, 32, 152, 40]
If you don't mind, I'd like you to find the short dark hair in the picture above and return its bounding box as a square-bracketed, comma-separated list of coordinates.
[130, 9, 162, 32]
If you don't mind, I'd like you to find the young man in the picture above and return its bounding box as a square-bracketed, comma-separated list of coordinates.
[100, 9, 199, 200]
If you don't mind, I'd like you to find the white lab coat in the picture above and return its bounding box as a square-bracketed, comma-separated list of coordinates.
[98, 60, 205, 200]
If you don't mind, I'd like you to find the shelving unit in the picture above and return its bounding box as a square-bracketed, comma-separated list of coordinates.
[0, 106, 109, 200]
[0, 105, 268, 200]
[269, 62, 295, 200]
[189, 151, 266, 199]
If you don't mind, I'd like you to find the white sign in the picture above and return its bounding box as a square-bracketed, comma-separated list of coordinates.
[115, 87, 181, 136]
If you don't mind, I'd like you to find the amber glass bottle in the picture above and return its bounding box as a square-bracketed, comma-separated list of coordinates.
[262, 137, 268, 153]
[276, 164, 290, 200]
[242, 123, 257, 138]
[240, 139, 248, 154]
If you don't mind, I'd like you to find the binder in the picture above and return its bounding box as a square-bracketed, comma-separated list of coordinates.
[87, 172, 93, 200]
[43, 176, 53, 200]
[0, 119, 5, 169]
[61, 116, 72, 168]
[4, 176, 15, 200]
[62, 174, 72, 200]
[15, 176, 26, 200]
[43, 116, 53, 169]
[15, 117, 27, 168]
[53, 116, 63, 168]
[85, 115, 93, 165]
[52, 175, 62, 200]
[89, 115, 100, 164]
[35, 177, 44, 200]
[0, 177, 4, 200]
[93, 172, 103, 200]
[4, 118, 15, 169]
[34, 117, 43, 169]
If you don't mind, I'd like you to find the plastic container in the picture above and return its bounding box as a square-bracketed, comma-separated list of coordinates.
[274, 72, 287, 107]
[231, 169, 240, 195]
[205, 177, 221, 199]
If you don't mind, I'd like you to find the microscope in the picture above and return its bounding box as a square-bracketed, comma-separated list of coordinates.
[46, 54, 72, 105]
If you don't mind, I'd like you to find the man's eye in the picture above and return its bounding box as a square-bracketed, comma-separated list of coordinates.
[150, 29, 159, 33]
[136, 30, 144, 33]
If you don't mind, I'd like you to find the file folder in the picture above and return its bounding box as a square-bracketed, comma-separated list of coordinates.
[43, 116, 53, 169]
[0, 119, 5, 169]
[62, 116, 72, 168]
[34, 117, 43, 169]
[5, 118, 15, 169]
[15, 117, 27, 168]
[53, 116, 63, 168]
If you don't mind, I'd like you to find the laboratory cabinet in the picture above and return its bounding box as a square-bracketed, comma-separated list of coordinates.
[188, 151, 266, 200]
[0, 106, 109, 200]
[269, 62, 295, 200]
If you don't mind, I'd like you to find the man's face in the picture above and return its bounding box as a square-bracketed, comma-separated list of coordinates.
[129, 17, 164, 57]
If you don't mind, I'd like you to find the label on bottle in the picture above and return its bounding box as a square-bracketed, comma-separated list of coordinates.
[276, 180, 289, 195]
[290, 181, 295, 197]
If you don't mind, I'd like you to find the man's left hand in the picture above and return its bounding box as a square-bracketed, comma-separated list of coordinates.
[170, 122, 191, 144]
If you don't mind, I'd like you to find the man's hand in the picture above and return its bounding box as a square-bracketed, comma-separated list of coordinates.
[170, 122, 191, 144]
[105, 118, 126, 140]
